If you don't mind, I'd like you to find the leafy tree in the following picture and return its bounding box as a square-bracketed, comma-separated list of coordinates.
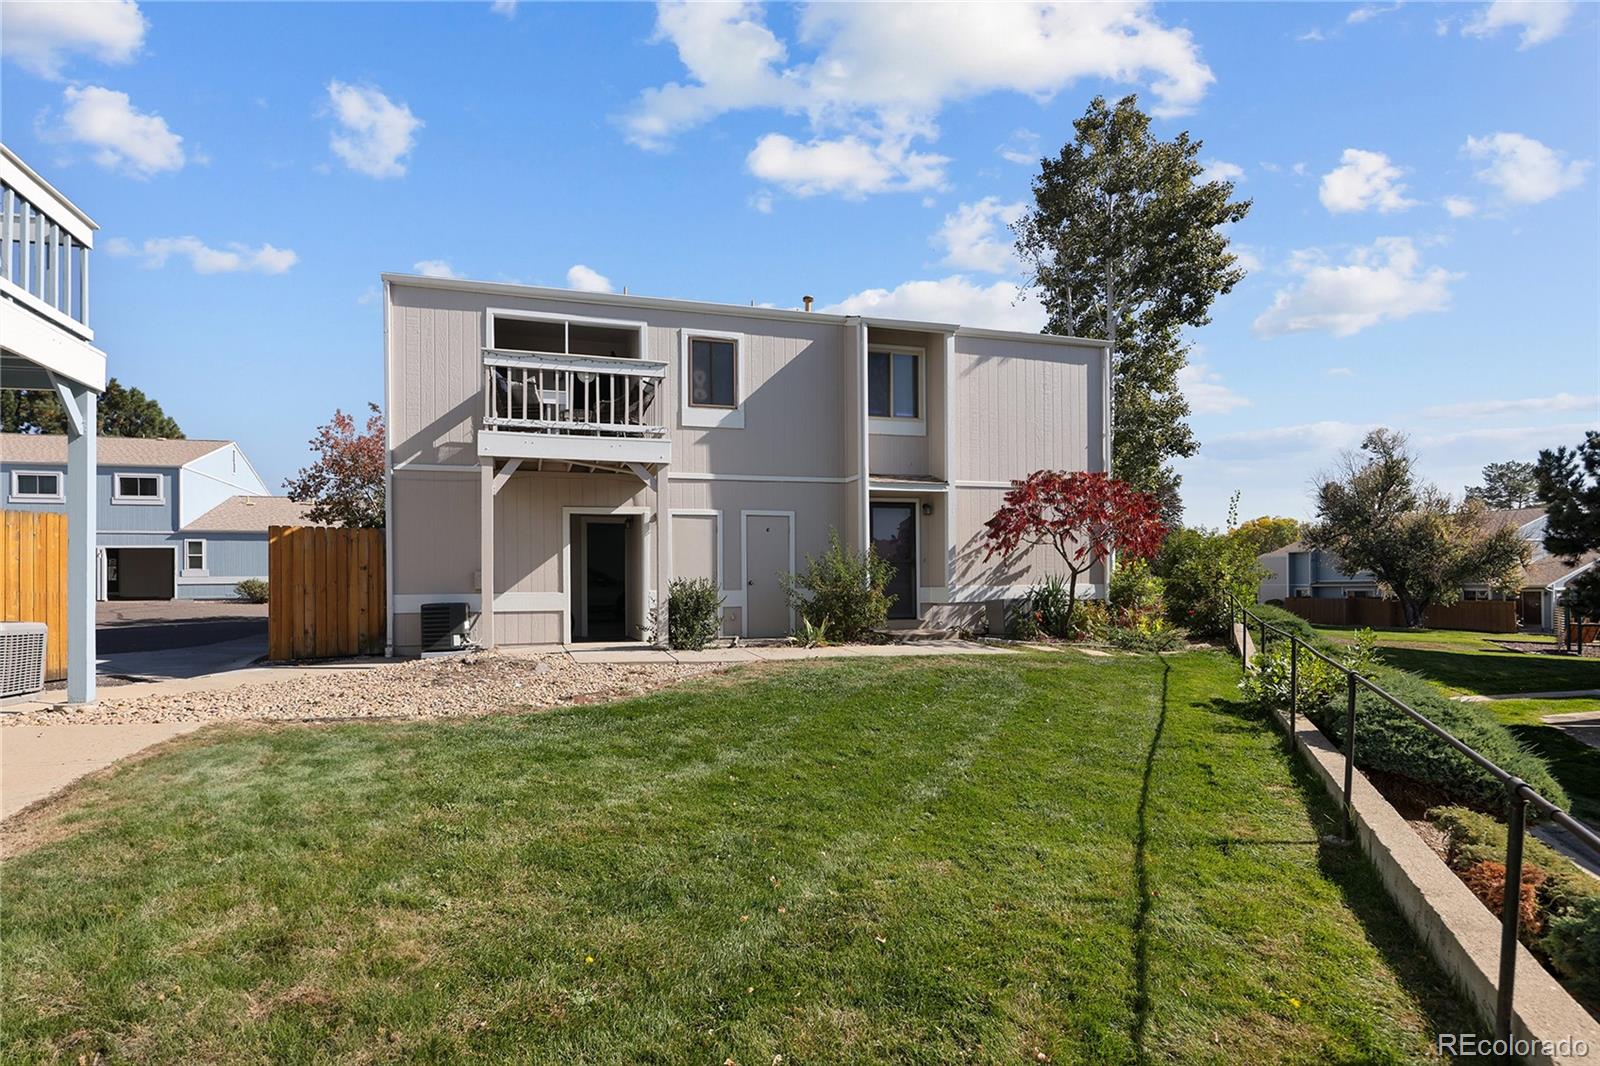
[1014, 94, 1251, 522]
[1465, 460, 1541, 509]
[1230, 515, 1302, 559]
[982, 470, 1166, 630]
[1305, 429, 1528, 627]
[1534, 430, 1600, 624]
[284, 404, 386, 528]
[1, 379, 183, 437]
[1153, 491, 1268, 637]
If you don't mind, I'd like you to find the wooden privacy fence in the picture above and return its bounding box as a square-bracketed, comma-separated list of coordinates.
[268, 526, 386, 660]
[1, 510, 68, 681]
[1279, 596, 1517, 633]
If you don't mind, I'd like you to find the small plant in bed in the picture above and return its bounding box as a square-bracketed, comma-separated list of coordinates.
[234, 578, 268, 603]
[667, 577, 723, 651]
[781, 528, 894, 642]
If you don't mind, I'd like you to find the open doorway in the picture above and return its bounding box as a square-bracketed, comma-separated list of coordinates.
[568, 514, 643, 642]
[104, 547, 175, 600]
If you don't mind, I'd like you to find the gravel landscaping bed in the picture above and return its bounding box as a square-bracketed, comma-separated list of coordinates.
[1, 653, 722, 727]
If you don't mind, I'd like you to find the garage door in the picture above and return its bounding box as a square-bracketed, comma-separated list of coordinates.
[107, 548, 175, 600]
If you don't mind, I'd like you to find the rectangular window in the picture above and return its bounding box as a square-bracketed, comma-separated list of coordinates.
[868, 350, 919, 419]
[113, 473, 162, 502]
[688, 337, 738, 408]
[185, 540, 206, 573]
[10, 471, 62, 500]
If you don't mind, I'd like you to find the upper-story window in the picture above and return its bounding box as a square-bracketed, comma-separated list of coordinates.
[679, 329, 745, 430]
[113, 473, 162, 503]
[10, 470, 62, 502]
[868, 346, 923, 435]
[688, 338, 738, 408]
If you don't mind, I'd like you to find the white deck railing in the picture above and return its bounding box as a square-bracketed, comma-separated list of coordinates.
[483, 349, 668, 437]
[1, 146, 94, 339]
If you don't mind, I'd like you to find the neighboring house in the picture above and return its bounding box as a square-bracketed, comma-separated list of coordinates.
[0, 433, 309, 600]
[383, 274, 1111, 653]
[1, 143, 104, 702]
[1256, 507, 1594, 631]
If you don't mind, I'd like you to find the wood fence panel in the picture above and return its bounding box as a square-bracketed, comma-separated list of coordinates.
[1280, 596, 1517, 633]
[267, 525, 386, 661]
[1, 511, 69, 680]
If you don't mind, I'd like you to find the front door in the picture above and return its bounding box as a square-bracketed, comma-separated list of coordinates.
[744, 513, 792, 637]
[871, 502, 917, 620]
[1520, 589, 1542, 628]
[583, 521, 627, 642]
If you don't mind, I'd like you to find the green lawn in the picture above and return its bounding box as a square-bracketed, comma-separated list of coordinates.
[1, 652, 1472, 1064]
[1314, 624, 1600, 824]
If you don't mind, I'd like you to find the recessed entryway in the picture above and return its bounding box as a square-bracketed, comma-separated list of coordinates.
[567, 513, 645, 643]
[870, 502, 918, 620]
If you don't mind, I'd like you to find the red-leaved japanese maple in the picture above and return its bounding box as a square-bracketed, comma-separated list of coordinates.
[283, 403, 386, 528]
[982, 470, 1166, 627]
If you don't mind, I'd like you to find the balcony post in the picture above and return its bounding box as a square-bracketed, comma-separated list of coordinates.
[65, 383, 98, 705]
[479, 458, 496, 649]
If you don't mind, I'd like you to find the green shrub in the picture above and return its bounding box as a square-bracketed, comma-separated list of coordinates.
[1104, 613, 1181, 652]
[1007, 576, 1103, 641]
[1109, 559, 1164, 617]
[1154, 526, 1266, 638]
[667, 577, 723, 650]
[1069, 598, 1110, 641]
[781, 529, 893, 642]
[1430, 805, 1600, 1008]
[235, 578, 269, 604]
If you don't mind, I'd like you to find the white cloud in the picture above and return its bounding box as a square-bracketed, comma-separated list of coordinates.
[0, 0, 146, 79]
[1200, 420, 1372, 461]
[998, 128, 1041, 166]
[1420, 393, 1600, 419]
[413, 259, 460, 279]
[1327, 366, 1353, 377]
[1177, 362, 1251, 415]
[821, 276, 1045, 333]
[1231, 244, 1264, 273]
[325, 81, 422, 179]
[1417, 422, 1593, 449]
[1318, 148, 1417, 213]
[749, 190, 774, 214]
[1253, 237, 1462, 338]
[1463, 0, 1575, 47]
[934, 197, 1024, 274]
[566, 264, 615, 293]
[111, 236, 297, 274]
[746, 133, 947, 197]
[1348, 3, 1401, 24]
[489, 0, 518, 17]
[1442, 195, 1478, 218]
[624, 2, 1211, 199]
[55, 85, 184, 178]
[1463, 132, 1591, 204]
[1200, 159, 1245, 184]
[1296, 28, 1327, 42]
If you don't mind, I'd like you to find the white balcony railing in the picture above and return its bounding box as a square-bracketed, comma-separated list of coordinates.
[483, 349, 668, 438]
[1, 146, 94, 340]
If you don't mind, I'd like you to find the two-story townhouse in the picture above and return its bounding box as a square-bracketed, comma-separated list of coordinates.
[383, 275, 1111, 653]
[0, 433, 310, 600]
[1, 144, 103, 701]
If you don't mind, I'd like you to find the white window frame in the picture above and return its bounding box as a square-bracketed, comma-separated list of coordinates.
[112, 472, 164, 505]
[9, 469, 64, 502]
[679, 328, 746, 430]
[867, 344, 926, 437]
[485, 306, 649, 360]
[183, 538, 208, 576]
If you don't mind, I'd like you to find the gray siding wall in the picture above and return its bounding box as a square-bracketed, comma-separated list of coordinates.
[4, 462, 179, 533]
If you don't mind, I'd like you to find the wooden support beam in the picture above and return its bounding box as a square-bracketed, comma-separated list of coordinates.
[492, 458, 522, 495]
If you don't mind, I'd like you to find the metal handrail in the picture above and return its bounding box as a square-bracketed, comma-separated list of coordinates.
[1225, 591, 1599, 1050]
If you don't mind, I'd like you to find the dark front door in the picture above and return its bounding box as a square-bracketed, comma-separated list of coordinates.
[584, 521, 627, 641]
[871, 503, 917, 621]
[1520, 589, 1542, 628]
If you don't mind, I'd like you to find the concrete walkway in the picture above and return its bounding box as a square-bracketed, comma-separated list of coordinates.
[1453, 688, 1600, 702]
[1, 722, 204, 819]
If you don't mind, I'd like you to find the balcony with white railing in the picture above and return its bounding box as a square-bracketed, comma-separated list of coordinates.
[479, 348, 671, 466]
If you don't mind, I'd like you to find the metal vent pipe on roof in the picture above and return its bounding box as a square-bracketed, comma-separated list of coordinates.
[802, 295, 814, 311]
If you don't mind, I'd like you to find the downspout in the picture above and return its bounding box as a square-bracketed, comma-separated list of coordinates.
[382, 277, 395, 657]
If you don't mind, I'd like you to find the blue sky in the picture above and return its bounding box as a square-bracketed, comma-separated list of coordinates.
[3, 0, 1595, 527]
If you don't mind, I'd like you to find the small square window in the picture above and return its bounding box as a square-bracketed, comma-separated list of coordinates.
[185, 540, 206, 572]
[689, 338, 738, 408]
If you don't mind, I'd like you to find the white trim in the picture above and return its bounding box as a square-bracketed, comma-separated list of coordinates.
[953, 480, 1018, 490]
[866, 343, 926, 435]
[943, 333, 957, 592]
[870, 498, 921, 622]
[8, 468, 63, 502]
[485, 305, 649, 357]
[384, 277, 396, 656]
[394, 593, 481, 614]
[478, 429, 671, 465]
[176, 574, 263, 586]
[854, 319, 870, 554]
[391, 461, 478, 474]
[99, 542, 179, 601]
[922, 583, 1102, 604]
[666, 471, 854, 484]
[869, 480, 948, 493]
[954, 326, 1107, 348]
[679, 327, 746, 429]
[182, 538, 207, 576]
[561, 504, 652, 645]
[739, 509, 796, 638]
[493, 591, 565, 612]
[111, 471, 164, 504]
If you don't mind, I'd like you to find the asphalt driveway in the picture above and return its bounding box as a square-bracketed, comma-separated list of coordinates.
[96, 601, 267, 679]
